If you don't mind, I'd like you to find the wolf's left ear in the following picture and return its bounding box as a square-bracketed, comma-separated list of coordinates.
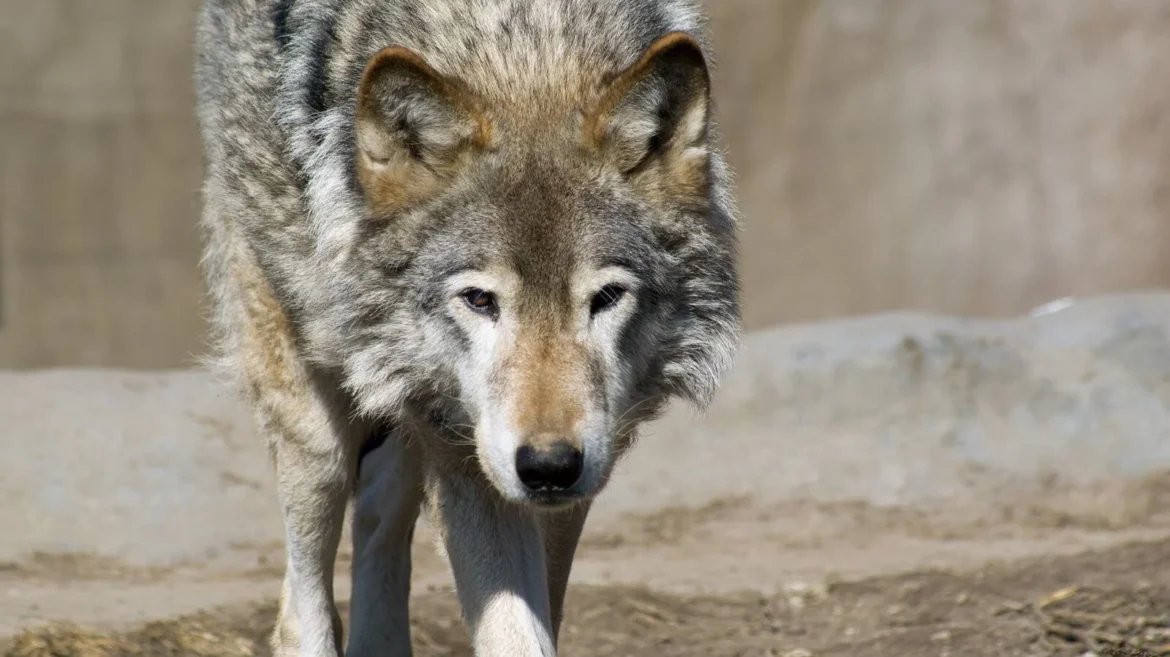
[583, 32, 711, 182]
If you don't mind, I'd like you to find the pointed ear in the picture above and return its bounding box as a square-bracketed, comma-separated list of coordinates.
[583, 32, 711, 180]
[355, 47, 491, 211]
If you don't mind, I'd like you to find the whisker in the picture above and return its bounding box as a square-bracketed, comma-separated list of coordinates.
[612, 397, 657, 433]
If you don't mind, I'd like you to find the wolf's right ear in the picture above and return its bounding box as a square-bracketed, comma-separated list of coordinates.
[355, 47, 491, 210]
[582, 33, 711, 184]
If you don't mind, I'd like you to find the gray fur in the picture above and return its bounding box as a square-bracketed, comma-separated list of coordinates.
[194, 0, 740, 654]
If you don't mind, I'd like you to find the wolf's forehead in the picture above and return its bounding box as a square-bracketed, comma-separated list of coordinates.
[482, 166, 635, 265]
[413, 155, 647, 288]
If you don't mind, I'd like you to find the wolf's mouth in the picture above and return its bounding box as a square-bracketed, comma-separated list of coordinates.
[523, 488, 592, 508]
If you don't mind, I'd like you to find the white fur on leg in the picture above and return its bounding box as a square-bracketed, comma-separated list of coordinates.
[275, 465, 349, 657]
[431, 475, 557, 657]
[347, 431, 425, 657]
[268, 418, 356, 657]
[473, 589, 556, 657]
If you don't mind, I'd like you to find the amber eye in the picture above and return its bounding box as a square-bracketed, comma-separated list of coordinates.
[461, 288, 498, 316]
[590, 284, 627, 315]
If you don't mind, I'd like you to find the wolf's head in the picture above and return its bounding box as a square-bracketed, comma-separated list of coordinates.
[336, 32, 740, 506]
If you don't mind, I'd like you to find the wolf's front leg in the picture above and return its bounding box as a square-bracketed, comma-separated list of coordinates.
[539, 502, 591, 645]
[346, 429, 425, 657]
[267, 409, 356, 657]
[432, 475, 556, 657]
[221, 240, 362, 657]
[245, 362, 363, 657]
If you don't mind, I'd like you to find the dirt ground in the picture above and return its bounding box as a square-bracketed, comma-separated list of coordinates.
[5, 536, 1170, 657]
[7, 474, 1170, 657]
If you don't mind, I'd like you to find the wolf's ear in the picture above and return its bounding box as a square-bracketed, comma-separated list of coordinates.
[583, 32, 711, 183]
[355, 47, 490, 209]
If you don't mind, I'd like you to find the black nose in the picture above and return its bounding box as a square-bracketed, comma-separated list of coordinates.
[515, 442, 584, 492]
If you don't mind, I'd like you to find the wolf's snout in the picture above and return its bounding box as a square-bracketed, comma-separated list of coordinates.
[514, 441, 583, 492]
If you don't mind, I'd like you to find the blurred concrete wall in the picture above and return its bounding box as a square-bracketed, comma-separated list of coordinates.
[708, 0, 1170, 328]
[0, 1, 205, 368]
[2, 0, 1170, 368]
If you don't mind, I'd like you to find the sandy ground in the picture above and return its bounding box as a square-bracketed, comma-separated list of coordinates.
[5, 293, 1170, 656]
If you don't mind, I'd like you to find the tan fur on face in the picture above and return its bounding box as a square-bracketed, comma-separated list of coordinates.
[507, 322, 588, 449]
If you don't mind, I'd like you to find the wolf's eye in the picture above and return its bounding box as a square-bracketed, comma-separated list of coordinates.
[461, 288, 498, 316]
[590, 284, 627, 315]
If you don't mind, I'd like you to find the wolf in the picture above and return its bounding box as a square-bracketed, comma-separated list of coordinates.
[193, 0, 740, 655]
